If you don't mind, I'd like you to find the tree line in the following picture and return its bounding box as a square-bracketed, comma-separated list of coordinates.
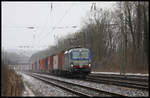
[30, 1, 149, 73]
[2, 50, 29, 65]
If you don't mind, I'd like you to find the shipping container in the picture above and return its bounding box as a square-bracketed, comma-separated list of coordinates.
[40, 58, 44, 70]
[42, 58, 45, 70]
[50, 55, 53, 70]
[58, 51, 64, 70]
[34, 63, 35, 71]
[27, 64, 30, 71]
[29, 64, 30, 71]
[33, 63, 35, 71]
[48, 56, 51, 69]
[34, 62, 36, 70]
[30, 63, 32, 71]
[53, 55, 58, 70]
[36, 61, 37, 71]
[48, 55, 53, 71]
[37, 60, 40, 71]
[29, 64, 31, 71]
[51, 55, 54, 70]
[45, 57, 48, 70]
[31, 64, 34, 70]
[34, 62, 36, 71]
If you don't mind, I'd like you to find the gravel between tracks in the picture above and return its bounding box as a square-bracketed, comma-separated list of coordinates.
[37, 73, 148, 97]
[19, 72, 78, 96]
[19, 72, 148, 97]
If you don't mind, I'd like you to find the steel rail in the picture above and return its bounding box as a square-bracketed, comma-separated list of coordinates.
[85, 75, 148, 90]
[27, 73, 90, 97]
[26, 72, 127, 97]
[89, 73, 148, 81]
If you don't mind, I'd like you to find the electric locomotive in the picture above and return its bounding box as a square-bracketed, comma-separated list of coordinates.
[65, 48, 91, 75]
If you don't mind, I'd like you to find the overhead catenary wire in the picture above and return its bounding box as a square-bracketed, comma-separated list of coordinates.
[4, 3, 116, 51]
[37, 2, 103, 43]
[34, 3, 53, 45]
[24, 3, 54, 50]
[32, 3, 92, 48]
[35, 3, 101, 50]
[38, 3, 75, 45]
[3, 2, 118, 53]
[14, 3, 115, 50]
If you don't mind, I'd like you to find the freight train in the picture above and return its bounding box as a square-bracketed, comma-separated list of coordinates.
[28, 47, 91, 77]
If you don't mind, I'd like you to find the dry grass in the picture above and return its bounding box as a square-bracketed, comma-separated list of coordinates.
[1, 65, 24, 96]
[92, 48, 148, 74]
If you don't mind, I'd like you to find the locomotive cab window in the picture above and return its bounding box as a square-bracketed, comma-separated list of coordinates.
[80, 51, 89, 59]
[71, 50, 90, 60]
[72, 51, 80, 59]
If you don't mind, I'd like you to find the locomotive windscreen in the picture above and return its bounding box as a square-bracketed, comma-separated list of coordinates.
[71, 50, 90, 60]
[72, 51, 80, 59]
[80, 51, 89, 59]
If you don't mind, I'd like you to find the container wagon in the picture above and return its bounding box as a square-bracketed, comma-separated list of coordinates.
[30, 47, 91, 78]
[51, 48, 91, 77]
[40, 58, 45, 72]
[62, 48, 91, 77]
[44, 57, 48, 72]
[48, 55, 53, 72]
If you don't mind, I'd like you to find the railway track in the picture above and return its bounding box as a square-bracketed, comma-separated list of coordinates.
[85, 73, 149, 90]
[90, 73, 148, 81]
[24, 72, 127, 97]
[26, 71, 148, 90]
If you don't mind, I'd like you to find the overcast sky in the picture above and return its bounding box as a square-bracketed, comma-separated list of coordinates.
[2, 1, 116, 54]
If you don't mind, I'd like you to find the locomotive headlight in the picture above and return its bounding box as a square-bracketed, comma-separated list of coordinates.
[70, 64, 74, 67]
[88, 64, 91, 67]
